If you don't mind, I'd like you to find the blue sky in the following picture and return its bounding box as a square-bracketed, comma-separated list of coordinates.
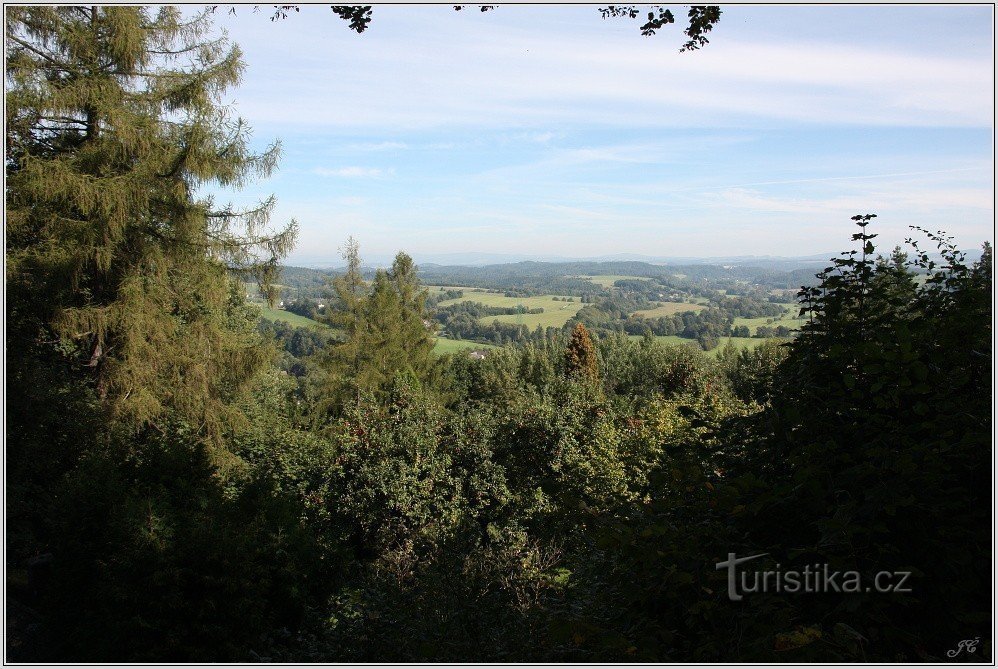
[204, 4, 994, 265]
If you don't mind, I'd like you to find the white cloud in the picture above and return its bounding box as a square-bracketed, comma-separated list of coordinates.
[200, 6, 993, 263]
[221, 7, 993, 131]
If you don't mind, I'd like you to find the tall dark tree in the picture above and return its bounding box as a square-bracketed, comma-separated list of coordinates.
[5, 6, 296, 439]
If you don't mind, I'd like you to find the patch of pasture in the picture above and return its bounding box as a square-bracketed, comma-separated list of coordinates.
[433, 289, 585, 329]
[484, 309, 580, 329]
[631, 302, 707, 318]
[258, 305, 329, 329]
[433, 337, 498, 355]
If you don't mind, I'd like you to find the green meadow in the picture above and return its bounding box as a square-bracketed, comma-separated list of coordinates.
[257, 305, 329, 329]
[432, 337, 498, 355]
[631, 302, 707, 318]
[434, 288, 585, 329]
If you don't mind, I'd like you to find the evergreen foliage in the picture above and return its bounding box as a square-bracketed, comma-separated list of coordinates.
[5, 6, 296, 438]
[319, 242, 438, 411]
[4, 10, 991, 659]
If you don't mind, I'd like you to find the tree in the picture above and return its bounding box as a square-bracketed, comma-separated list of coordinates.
[5, 7, 296, 439]
[357, 269, 409, 391]
[323, 236, 367, 384]
[744, 217, 993, 659]
[387, 251, 436, 380]
[320, 245, 437, 407]
[564, 323, 599, 382]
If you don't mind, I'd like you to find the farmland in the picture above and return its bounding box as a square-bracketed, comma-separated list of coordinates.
[434, 288, 585, 329]
[257, 305, 329, 330]
[433, 337, 498, 355]
[631, 302, 707, 318]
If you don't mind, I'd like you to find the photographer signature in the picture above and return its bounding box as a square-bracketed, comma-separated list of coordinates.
[947, 637, 981, 658]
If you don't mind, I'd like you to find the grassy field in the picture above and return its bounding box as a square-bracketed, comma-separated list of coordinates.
[434, 288, 585, 329]
[257, 305, 329, 329]
[433, 337, 497, 355]
[732, 304, 806, 331]
[631, 302, 706, 318]
[715, 336, 770, 353]
[581, 274, 652, 288]
[485, 310, 580, 329]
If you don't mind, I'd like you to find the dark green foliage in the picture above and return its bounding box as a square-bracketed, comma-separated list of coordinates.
[319, 244, 438, 410]
[742, 219, 992, 659]
[5, 6, 296, 439]
[6, 22, 990, 657]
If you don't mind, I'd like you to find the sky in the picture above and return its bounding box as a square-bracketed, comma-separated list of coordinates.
[202, 4, 994, 265]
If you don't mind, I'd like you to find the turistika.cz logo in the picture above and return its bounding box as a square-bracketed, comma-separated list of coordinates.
[715, 553, 913, 602]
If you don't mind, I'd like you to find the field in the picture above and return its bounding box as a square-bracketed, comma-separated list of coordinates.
[714, 336, 770, 353]
[258, 305, 329, 329]
[631, 302, 706, 318]
[434, 288, 585, 329]
[581, 274, 652, 288]
[485, 310, 580, 328]
[433, 337, 497, 355]
[732, 304, 806, 331]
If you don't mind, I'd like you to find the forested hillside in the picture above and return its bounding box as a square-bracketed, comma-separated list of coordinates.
[5, 7, 992, 663]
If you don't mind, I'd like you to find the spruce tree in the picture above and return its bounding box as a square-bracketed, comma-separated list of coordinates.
[5, 7, 297, 438]
[324, 236, 367, 379]
[359, 268, 408, 390]
[321, 246, 438, 406]
[387, 251, 435, 380]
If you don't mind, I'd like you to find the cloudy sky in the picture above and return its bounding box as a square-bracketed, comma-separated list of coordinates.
[204, 4, 994, 265]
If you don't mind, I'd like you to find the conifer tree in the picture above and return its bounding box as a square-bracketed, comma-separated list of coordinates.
[565, 322, 599, 382]
[387, 251, 435, 379]
[353, 253, 436, 394]
[324, 236, 367, 384]
[6, 7, 297, 438]
[320, 246, 437, 407]
[358, 269, 408, 390]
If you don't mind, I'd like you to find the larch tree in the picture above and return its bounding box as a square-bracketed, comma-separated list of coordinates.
[565, 322, 599, 382]
[5, 7, 297, 439]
